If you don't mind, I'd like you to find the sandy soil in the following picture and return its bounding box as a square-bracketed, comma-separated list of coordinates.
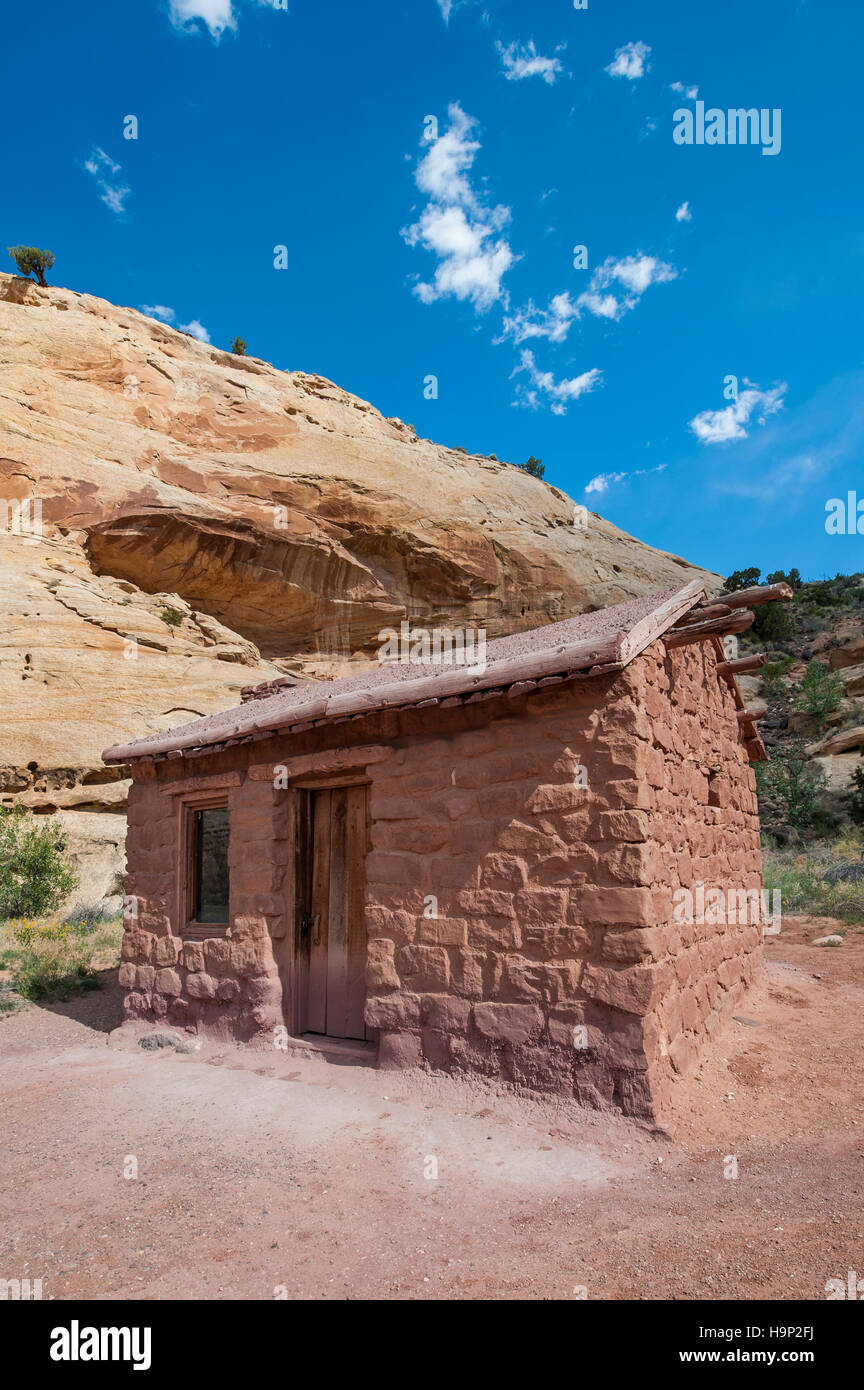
[1, 915, 862, 1301]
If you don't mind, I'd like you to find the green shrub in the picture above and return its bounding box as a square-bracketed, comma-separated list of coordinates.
[793, 660, 845, 723]
[159, 606, 184, 630]
[753, 602, 794, 643]
[761, 656, 793, 701]
[517, 456, 545, 480]
[0, 806, 78, 918]
[763, 676, 787, 701]
[840, 700, 864, 731]
[850, 766, 864, 826]
[230, 336, 247, 356]
[763, 657, 794, 678]
[8, 245, 54, 287]
[755, 748, 828, 830]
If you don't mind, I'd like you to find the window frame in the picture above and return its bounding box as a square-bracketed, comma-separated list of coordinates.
[179, 793, 232, 940]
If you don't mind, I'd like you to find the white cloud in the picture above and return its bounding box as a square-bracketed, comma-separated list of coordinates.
[579, 254, 677, 320]
[511, 350, 601, 416]
[585, 472, 626, 494]
[402, 103, 516, 313]
[85, 148, 119, 176]
[689, 382, 787, 445]
[497, 40, 565, 85]
[670, 81, 699, 100]
[178, 319, 211, 343]
[585, 464, 666, 495]
[140, 304, 176, 322]
[605, 255, 674, 295]
[168, 0, 286, 38]
[139, 304, 210, 342]
[414, 110, 479, 206]
[83, 148, 131, 216]
[436, 0, 470, 22]
[499, 254, 676, 346]
[499, 292, 580, 345]
[704, 370, 864, 504]
[169, 0, 237, 36]
[675, 201, 692, 223]
[605, 41, 651, 80]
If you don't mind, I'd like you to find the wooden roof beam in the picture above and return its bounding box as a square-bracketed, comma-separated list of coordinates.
[664, 608, 755, 648]
[713, 581, 793, 609]
[716, 653, 767, 676]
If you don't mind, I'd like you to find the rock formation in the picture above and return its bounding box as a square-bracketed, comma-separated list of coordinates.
[0, 272, 718, 898]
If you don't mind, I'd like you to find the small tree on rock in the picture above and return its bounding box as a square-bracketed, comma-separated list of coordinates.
[230, 337, 247, 356]
[517, 456, 545, 480]
[8, 245, 55, 287]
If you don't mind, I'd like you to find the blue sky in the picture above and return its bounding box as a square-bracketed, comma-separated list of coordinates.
[6, 0, 864, 581]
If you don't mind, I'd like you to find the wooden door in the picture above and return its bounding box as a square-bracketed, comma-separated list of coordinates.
[295, 784, 368, 1039]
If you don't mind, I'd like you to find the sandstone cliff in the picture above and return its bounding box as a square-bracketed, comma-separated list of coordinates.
[0, 271, 718, 898]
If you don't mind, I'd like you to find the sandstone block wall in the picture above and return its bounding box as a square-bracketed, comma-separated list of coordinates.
[120, 770, 290, 1042]
[118, 636, 763, 1117]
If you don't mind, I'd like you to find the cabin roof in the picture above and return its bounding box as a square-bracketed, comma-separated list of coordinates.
[102, 579, 789, 767]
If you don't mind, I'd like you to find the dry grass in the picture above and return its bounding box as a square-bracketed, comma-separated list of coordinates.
[0, 909, 122, 1005]
[762, 831, 864, 928]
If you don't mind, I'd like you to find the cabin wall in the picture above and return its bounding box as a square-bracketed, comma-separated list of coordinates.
[630, 642, 764, 1112]
[118, 638, 763, 1118]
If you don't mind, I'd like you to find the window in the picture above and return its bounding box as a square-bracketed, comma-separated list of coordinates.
[191, 806, 230, 925]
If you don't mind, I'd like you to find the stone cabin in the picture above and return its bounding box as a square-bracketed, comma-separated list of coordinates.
[103, 579, 791, 1118]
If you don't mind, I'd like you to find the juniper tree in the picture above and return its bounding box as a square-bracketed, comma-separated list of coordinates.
[8, 245, 55, 287]
[518, 456, 545, 480]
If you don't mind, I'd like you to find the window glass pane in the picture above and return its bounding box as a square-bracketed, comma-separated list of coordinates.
[195, 808, 230, 923]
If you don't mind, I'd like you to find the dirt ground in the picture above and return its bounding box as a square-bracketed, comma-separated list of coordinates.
[1, 916, 862, 1301]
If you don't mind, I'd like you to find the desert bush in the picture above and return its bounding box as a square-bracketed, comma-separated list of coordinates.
[753, 602, 794, 643]
[764, 657, 794, 678]
[755, 747, 828, 831]
[761, 656, 793, 701]
[849, 766, 864, 826]
[3, 911, 121, 1001]
[0, 806, 78, 918]
[8, 245, 54, 286]
[230, 336, 247, 356]
[793, 660, 845, 723]
[763, 676, 787, 701]
[61, 902, 111, 933]
[159, 606, 184, 630]
[762, 832, 864, 925]
[840, 700, 864, 731]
